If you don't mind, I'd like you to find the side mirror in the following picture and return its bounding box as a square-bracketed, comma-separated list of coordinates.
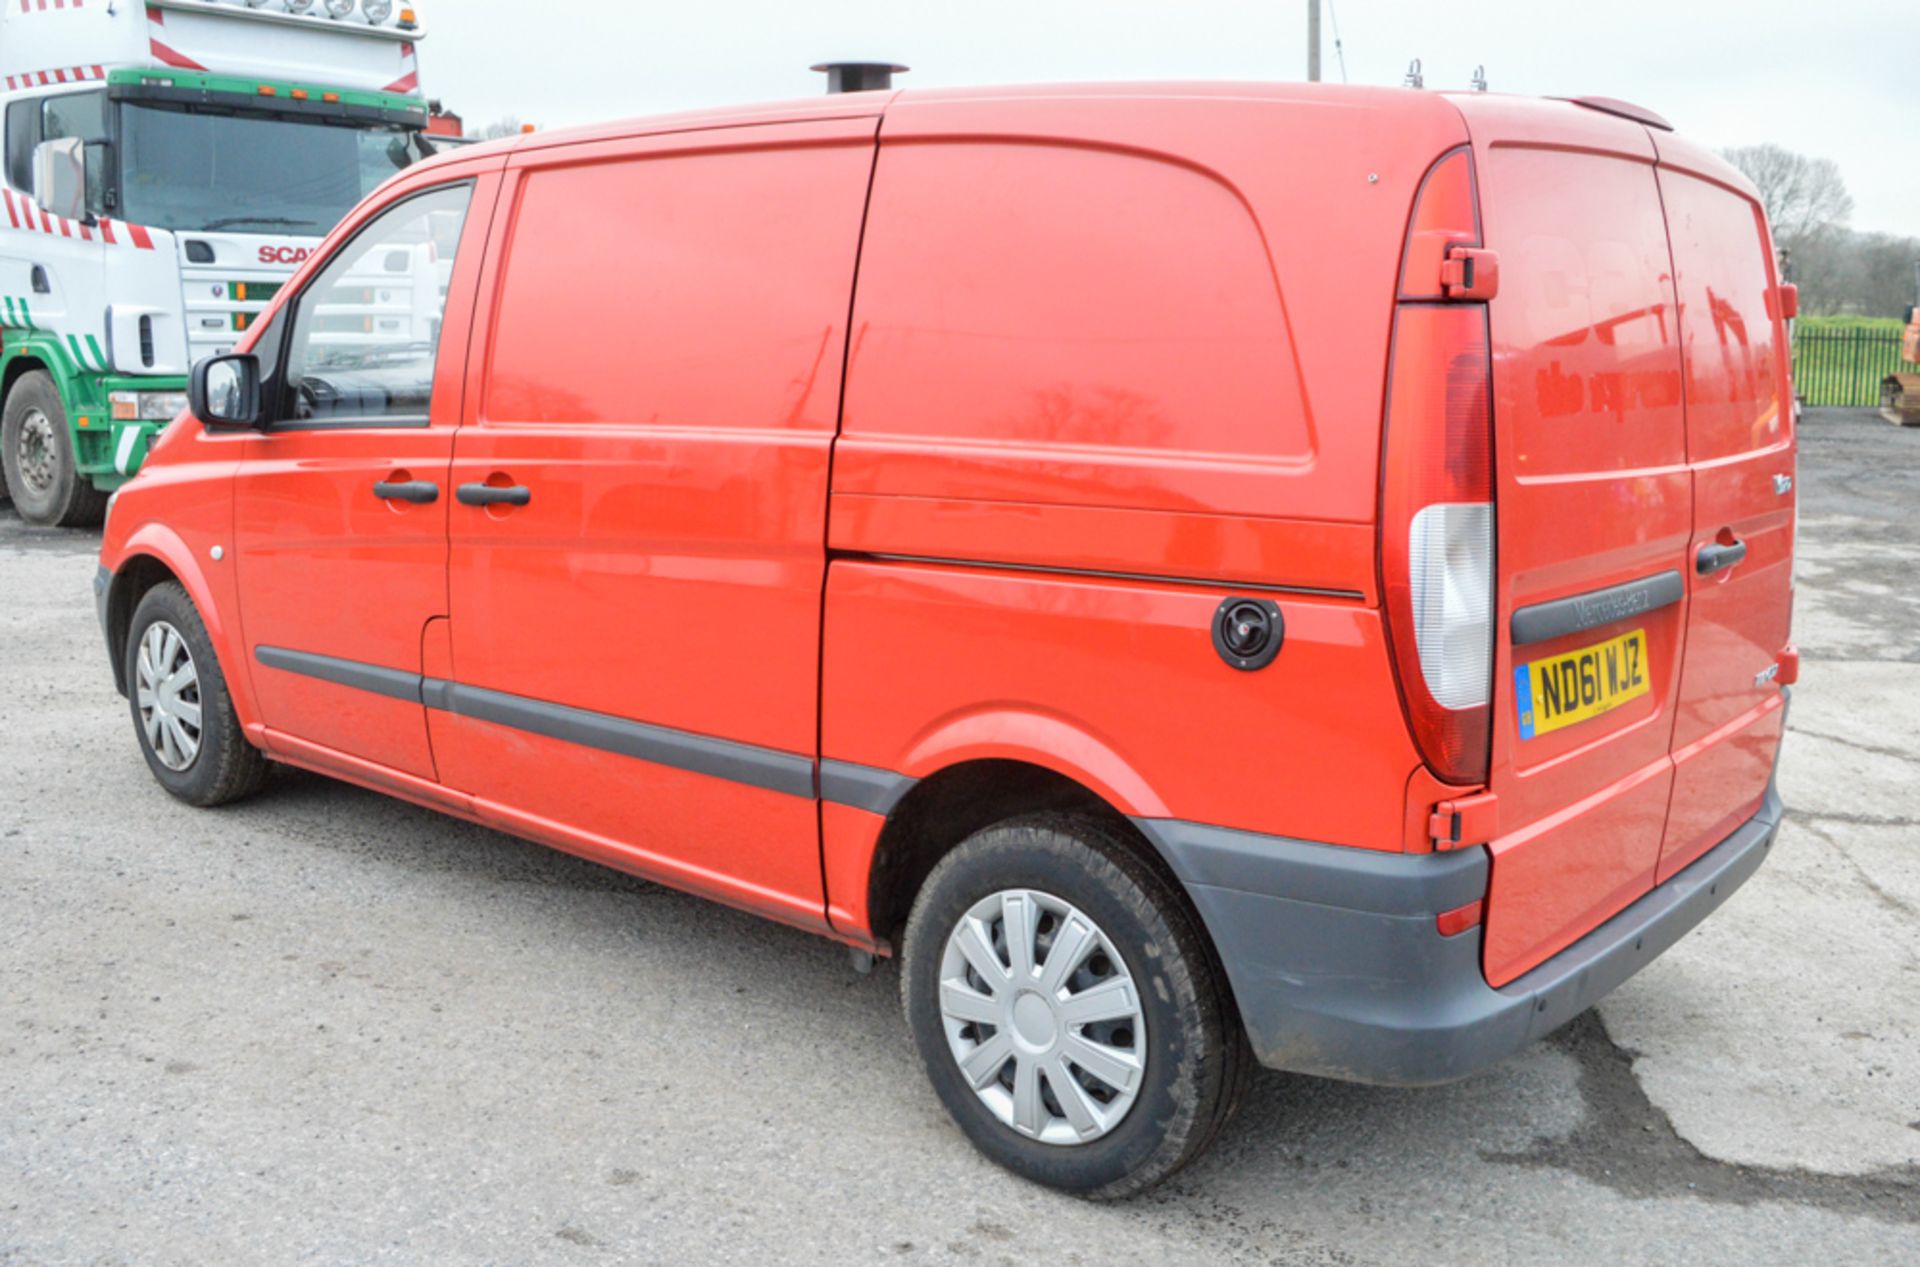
[189, 354, 263, 430]
[31, 137, 85, 220]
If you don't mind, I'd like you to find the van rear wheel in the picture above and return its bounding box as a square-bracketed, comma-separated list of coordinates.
[2, 370, 107, 527]
[901, 814, 1249, 1198]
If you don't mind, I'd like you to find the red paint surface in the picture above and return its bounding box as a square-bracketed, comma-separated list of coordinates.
[434, 119, 877, 917]
[1453, 96, 1794, 985]
[98, 85, 1790, 983]
[1652, 131, 1797, 882]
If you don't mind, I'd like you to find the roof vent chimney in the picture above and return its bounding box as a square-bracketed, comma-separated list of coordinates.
[811, 61, 909, 94]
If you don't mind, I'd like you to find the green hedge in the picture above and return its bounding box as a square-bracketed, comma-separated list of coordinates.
[1795, 315, 1906, 332]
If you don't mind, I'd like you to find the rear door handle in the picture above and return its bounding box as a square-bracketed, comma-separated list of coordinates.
[1696, 537, 1748, 576]
[372, 479, 438, 504]
[456, 482, 531, 507]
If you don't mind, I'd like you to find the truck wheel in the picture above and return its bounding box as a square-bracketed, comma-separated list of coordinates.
[125, 582, 268, 807]
[2, 370, 108, 527]
[901, 813, 1250, 1198]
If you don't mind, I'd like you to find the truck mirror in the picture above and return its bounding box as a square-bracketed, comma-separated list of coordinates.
[30, 137, 86, 221]
[190, 354, 264, 430]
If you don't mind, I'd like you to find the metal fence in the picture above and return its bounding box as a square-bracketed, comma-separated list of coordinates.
[1791, 327, 1910, 407]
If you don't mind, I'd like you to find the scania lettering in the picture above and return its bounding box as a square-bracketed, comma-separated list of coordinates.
[0, 0, 433, 525]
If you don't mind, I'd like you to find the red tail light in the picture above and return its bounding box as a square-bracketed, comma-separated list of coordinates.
[1436, 897, 1485, 938]
[1380, 147, 1495, 787]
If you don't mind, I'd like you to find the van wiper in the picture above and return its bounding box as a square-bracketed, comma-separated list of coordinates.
[201, 216, 319, 231]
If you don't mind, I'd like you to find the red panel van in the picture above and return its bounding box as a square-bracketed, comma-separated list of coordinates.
[96, 83, 1797, 1197]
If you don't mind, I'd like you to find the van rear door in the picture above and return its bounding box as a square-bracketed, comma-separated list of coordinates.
[1651, 135, 1795, 881]
[1453, 98, 1694, 987]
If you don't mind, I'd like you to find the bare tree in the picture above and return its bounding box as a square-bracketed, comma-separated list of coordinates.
[479, 116, 525, 140]
[1793, 228, 1920, 317]
[1720, 143, 1854, 245]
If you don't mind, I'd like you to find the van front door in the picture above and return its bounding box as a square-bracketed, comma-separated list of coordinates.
[232, 176, 494, 780]
[431, 119, 878, 929]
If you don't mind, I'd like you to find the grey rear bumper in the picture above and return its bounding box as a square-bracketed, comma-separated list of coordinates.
[1133, 782, 1784, 1085]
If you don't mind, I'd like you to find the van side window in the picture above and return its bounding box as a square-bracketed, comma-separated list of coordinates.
[844, 142, 1309, 462]
[5, 99, 41, 192]
[279, 183, 472, 428]
[481, 145, 864, 432]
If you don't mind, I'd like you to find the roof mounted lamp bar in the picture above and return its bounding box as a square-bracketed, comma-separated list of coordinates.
[811, 61, 909, 94]
[145, 0, 424, 42]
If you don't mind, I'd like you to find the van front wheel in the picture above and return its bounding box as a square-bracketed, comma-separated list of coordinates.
[125, 582, 267, 806]
[901, 814, 1249, 1198]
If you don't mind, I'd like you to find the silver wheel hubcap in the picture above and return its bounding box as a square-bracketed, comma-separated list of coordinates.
[16, 408, 56, 495]
[136, 621, 202, 772]
[938, 888, 1147, 1146]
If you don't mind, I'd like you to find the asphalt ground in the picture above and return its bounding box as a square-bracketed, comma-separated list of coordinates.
[1, 407, 1915, 1264]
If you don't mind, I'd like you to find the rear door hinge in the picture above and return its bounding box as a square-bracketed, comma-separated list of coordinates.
[1429, 790, 1499, 850]
[1440, 244, 1500, 301]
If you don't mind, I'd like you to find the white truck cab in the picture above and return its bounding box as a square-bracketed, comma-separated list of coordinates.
[0, 0, 434, 525]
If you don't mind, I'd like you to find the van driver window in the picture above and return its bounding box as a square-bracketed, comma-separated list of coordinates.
[281, 182, 471, 427]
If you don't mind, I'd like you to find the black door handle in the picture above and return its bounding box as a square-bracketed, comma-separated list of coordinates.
[372, 479, 438, 504]
[456, 482, 531, 507]
[1696, 538, 1748, 576]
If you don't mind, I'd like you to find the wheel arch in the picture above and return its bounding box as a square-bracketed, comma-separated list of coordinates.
[861, 757, 1199, 960]
[103, 552, 185, 695]
[2, 349, 52, 403]
[103, 526, 256, 730]
[2, 335, 85, 412]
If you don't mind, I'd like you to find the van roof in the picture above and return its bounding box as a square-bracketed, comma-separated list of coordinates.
[422, 80, 1470, 165]
[414, 82, 1743, 199]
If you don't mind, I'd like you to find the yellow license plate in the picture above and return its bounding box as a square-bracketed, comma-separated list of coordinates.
[1515, 628, 1650, 740]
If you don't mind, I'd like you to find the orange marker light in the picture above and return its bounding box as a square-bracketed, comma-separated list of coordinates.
[235, 282, 248, 301]
[258, 85, 276, 97]
[291, 88, 310, 101]
[322, 92, 340, 103]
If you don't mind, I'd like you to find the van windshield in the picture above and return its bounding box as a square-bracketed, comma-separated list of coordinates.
[117, 102, 417, 235]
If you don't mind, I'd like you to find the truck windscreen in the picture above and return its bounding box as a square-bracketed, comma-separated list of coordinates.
[118, 102, 416, 235]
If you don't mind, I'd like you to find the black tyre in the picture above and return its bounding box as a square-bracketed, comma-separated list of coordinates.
[1, 370, 108, 527]
[124, 582, 268, 807]
[901, 813, 1250, 1198]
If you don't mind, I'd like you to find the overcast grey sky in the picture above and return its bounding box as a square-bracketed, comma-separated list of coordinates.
[424, 1, 1917, 237]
